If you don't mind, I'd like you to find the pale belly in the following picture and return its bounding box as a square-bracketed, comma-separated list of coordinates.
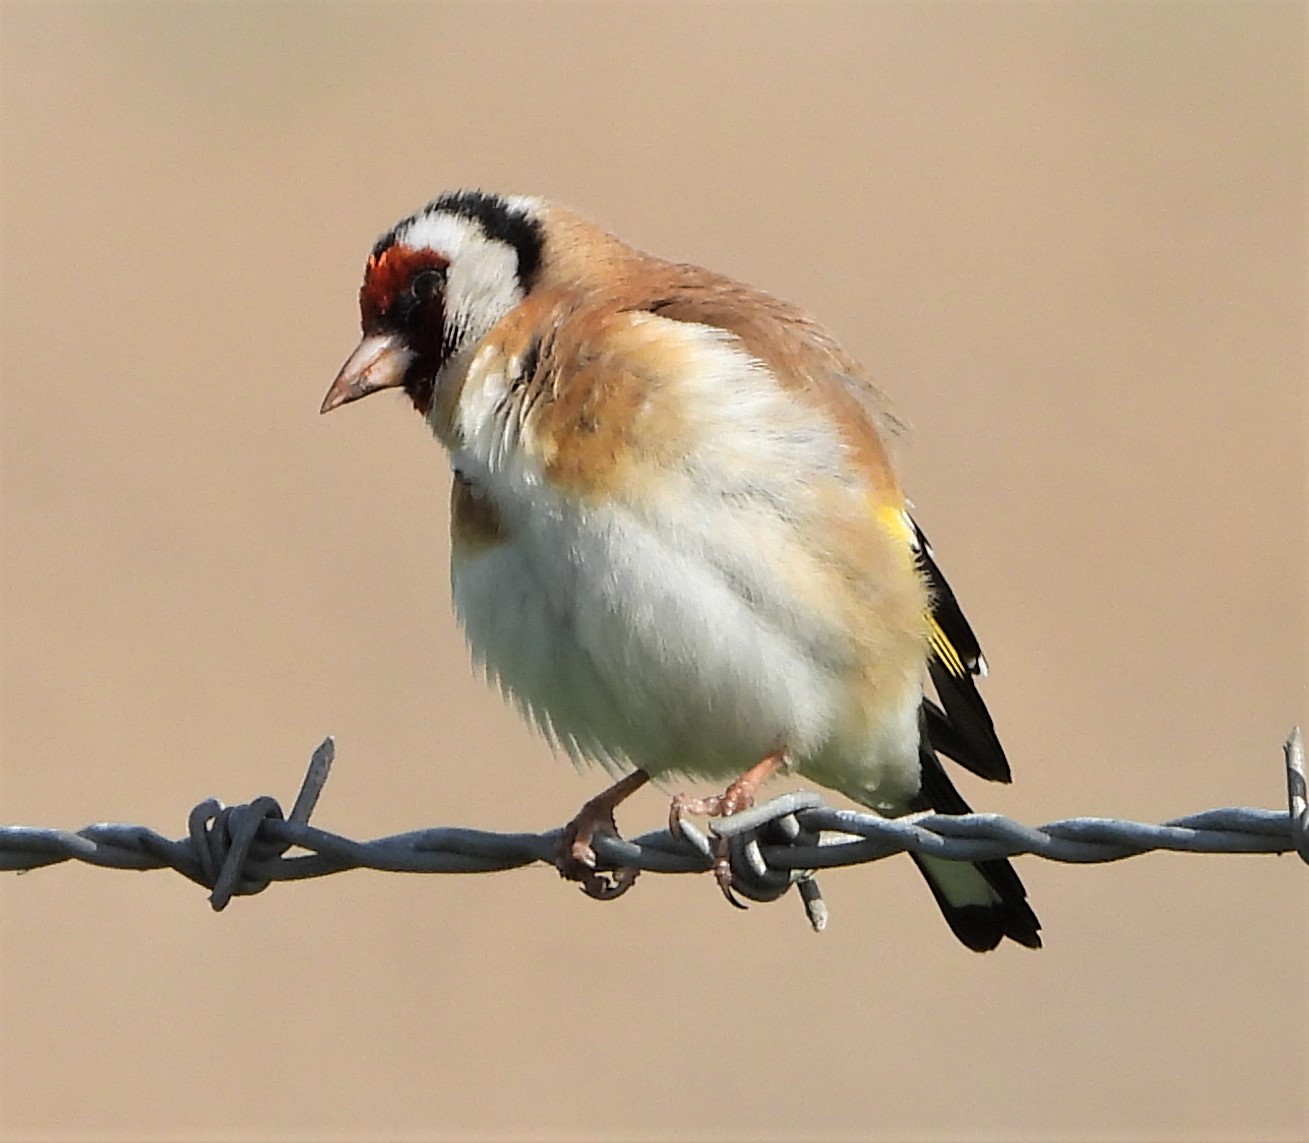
[451, 494, 926, 808]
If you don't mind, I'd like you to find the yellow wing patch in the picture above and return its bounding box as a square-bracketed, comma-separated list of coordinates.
[929, 618, 968, 677]
[875, 502, 916, 547]
[878, 504, 969, 678]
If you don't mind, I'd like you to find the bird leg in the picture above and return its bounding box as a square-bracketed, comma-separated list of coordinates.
[669, 749, 790, 908]
[556, 769, 650, 901]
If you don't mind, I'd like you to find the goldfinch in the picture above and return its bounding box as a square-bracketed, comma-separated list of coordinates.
[322, 190, 1040, 951]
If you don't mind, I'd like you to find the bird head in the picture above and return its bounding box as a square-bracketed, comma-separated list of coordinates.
[322, 190, 544, 417]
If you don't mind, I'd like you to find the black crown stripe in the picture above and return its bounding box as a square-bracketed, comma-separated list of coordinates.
[371, 190, 544, 292]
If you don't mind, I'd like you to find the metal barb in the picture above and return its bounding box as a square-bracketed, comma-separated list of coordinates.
[207, 738, 338, 911]
[1284, 727, 1309, 865]
[290, 737, 335, 826]
[798, 875, 828, 933]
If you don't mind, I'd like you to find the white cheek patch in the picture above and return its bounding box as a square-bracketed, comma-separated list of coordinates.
[457, 355, 509, 452]
[452, 349, 545, 483]
[399, 211, 526, 351]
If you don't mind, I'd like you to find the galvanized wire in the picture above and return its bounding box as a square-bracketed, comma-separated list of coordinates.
[2, 729, 1305, 931]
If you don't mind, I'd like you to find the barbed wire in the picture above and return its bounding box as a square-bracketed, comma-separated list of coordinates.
[3, 729, 1305, 931]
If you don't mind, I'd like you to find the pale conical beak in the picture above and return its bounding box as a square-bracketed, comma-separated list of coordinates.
[320, 333, 414, 414]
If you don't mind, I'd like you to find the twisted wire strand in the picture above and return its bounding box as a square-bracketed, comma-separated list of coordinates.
[2, 730, 1305, 930]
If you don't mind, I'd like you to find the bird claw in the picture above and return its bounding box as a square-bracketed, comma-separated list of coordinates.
[712, 848, 750, 910]
[668, 776, 765, 910]
[555, 803, 640, 901]
[573, 861, 641, 901]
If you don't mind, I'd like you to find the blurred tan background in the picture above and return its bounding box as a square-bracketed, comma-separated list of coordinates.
[1, 2, 1304, 1140]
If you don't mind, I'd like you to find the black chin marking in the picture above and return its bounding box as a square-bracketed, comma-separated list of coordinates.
[404, 366, 437, 416]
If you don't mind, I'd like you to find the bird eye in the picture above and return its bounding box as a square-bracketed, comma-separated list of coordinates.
[411, 267, 445, 301]
[381, 263, 446, 332]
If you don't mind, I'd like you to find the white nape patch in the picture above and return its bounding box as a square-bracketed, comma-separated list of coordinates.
[503, 194, 546, 215]
[398, 209, 526, 354]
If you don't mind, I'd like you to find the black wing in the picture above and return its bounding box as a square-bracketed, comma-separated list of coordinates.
[911, 518, 1011, 783]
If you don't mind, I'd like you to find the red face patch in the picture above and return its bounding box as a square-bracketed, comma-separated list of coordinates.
[359, 245, 450, 329]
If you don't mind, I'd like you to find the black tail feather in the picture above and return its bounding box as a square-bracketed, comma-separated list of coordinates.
[927, 659, 1010, 783]
[910, 717, 1041, 951]
[903, 518, 1039, 949]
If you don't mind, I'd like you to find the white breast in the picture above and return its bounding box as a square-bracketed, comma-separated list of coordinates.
[446, 318, 925, 801]
[454, 496, 851, 781]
